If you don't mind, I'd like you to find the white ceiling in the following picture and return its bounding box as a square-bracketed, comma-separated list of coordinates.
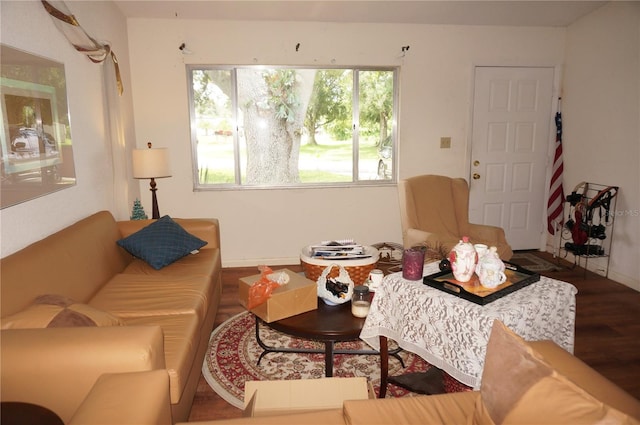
[113, 1, 607, 27]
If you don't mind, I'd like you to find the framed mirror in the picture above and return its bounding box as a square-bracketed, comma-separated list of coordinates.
[1, 44, 76, 209]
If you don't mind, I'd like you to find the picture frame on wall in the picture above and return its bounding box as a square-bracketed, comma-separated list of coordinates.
[0, 44, 76, 209]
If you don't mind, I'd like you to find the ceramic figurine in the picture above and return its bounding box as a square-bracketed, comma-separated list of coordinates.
[449, 236, 477, 282]
[474, 243, 488, 261]
[477, 246, 507, 288]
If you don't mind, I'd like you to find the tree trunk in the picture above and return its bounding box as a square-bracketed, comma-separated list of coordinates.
[305, 120, 319, 146]
[379, 113, 388, 144]
[238, 69, 315, 184]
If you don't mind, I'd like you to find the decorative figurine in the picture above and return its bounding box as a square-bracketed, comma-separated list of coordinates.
[476, 246, 507, 288]
[130, 198, 148, 220]
[449, 236, 477, 282]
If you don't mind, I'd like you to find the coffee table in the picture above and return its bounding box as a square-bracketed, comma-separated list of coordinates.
[254, 297, 403, 378]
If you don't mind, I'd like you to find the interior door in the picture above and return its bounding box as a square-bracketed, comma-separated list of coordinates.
[469, 66, 554, 250]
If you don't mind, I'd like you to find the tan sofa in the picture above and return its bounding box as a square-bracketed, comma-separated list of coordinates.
[185, 322, 640, 425]
[0, 211, 222, 424]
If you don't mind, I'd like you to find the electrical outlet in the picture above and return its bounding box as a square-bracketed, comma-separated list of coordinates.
[440, 137, 451, 149]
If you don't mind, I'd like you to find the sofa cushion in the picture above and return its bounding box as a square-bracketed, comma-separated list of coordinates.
[1, 211, 130, 318]
[89, 274, 213, 322]
[473, 320, 638, 425]
[117, 215, 207, 270]
[1, 295, 123, 329]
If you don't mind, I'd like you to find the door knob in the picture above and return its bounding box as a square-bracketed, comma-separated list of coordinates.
[473, 173, 480, 180]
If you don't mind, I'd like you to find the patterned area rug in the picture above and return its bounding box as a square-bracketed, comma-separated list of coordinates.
[509, 252, 560, 272]
[202, 311, 469, 409]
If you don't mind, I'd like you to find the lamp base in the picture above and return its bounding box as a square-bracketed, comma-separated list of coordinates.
[149, 178, 160, 219]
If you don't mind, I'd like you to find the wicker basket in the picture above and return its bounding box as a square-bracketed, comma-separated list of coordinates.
[300, 245, 379, 286]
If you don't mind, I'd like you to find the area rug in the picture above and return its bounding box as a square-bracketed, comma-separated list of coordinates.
[202, 311, 469, 409]
[509, 251, 560, 272]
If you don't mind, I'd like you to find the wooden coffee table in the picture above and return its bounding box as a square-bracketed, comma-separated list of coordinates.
[254, 297, 403, 379]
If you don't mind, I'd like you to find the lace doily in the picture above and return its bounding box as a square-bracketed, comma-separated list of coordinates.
[360, 262, 577, 389]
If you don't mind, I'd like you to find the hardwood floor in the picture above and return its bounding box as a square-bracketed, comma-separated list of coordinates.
[187, 255, 640, 421]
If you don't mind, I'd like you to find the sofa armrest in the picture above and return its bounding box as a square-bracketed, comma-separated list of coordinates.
[177, 409, 345, 425]
[343, 391, 480, 425]
[529, 340, 640, 420]
[69, 370, 172, 425]
[466, 223, 513, 260]
[175, 218, 221, 250]
[466, 223, 503, 241]
[1, 326, 166, 423]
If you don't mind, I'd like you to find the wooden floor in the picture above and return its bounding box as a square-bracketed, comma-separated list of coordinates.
[187, 253, 640, 422]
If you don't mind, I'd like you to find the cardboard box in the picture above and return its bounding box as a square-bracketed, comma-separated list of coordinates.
[244, 377, 374, 417]
[239, 268, 317, 322]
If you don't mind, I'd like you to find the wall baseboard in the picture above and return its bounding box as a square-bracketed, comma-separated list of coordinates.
[544, 243, 639, 292]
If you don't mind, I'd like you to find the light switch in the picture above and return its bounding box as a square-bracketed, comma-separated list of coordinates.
[440, 137, 451, 149]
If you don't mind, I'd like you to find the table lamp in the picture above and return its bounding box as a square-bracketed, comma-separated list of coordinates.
[132, 142, 171, 219]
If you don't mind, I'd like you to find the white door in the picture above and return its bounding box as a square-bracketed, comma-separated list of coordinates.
[469, 67, 554, 250]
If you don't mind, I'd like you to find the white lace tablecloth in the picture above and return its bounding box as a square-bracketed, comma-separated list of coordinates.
[360, 262, 578, 389]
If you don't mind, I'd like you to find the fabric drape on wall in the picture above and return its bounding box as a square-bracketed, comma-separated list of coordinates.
[42, 0, 133, 218]
[41, 0, 123, 95]
[103, 56, 133, 219]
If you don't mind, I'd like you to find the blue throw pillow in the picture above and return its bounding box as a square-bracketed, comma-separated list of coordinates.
[117, 215, 207, 270]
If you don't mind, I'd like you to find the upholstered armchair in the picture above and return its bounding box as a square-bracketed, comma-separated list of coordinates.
[398, 174, 513, 260]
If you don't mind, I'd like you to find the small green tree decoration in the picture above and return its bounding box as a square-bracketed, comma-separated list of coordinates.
[130, 198, 148, 220]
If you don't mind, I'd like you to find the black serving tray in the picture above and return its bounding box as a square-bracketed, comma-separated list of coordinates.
[423, 262, 540, 306]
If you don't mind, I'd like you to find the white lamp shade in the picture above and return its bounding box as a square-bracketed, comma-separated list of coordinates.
[132, 148, 171, 178]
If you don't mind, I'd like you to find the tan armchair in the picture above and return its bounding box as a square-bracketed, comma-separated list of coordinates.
[398, 174, 513, 260]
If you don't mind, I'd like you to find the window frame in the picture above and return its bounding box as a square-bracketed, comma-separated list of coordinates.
[187, 64, 399, 190]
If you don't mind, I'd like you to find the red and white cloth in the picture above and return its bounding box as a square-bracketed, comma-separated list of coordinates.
[547, 106, 565, 235]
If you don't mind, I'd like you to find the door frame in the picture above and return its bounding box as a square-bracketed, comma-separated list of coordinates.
[464, 64, 564, 252]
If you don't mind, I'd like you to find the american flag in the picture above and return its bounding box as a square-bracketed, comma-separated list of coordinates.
[547, 99, 564, 235]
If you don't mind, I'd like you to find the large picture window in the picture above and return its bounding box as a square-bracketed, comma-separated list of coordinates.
[187, 66, 397, 188]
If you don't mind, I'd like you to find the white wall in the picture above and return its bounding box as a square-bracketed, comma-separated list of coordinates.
[126, 19, 565, 267]
[0, 1, 137, 258]
[558, 2, 640, 290]
[3, 2, 637, 291]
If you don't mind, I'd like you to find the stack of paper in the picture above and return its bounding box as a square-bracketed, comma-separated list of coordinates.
[310, 240, 371, 259]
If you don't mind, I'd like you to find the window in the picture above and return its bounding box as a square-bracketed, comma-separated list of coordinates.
[187, 66, 397, 188]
